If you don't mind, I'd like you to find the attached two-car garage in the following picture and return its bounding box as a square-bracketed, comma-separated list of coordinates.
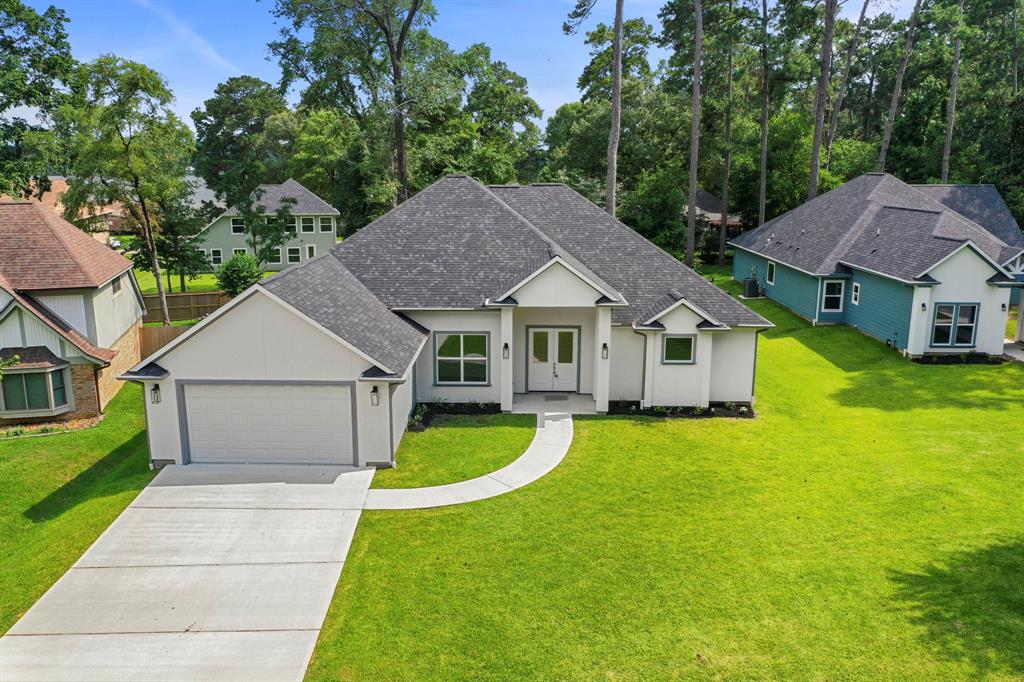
[182, 383, 356, 465]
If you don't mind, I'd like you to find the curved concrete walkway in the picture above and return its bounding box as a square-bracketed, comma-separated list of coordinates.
[364, 410, 573, 510]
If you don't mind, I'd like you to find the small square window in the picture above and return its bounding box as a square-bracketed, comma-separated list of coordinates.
[268, 247, 282, 264]
[766, 261, 776, 285]
[233, 248, 246, 257]
[662, 336, 695, 364]
[285, 217, 296, 233]
[301, 217, 315, 233]
[210, 249, 222, 265]
[306, 244, 316, 259]
[231, 217, 245, 234]
[319, 216, 333, 233]
[287, 247, 301, 263]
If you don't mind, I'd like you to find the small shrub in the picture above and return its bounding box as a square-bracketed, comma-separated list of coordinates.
[693, 405, 705, 416]
[723, 401, 736, 411]
[216, 253, 264, 297]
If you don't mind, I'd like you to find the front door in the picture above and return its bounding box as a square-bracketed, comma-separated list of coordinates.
[528, 328, 578, 392]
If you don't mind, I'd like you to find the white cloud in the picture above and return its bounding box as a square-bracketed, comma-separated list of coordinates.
[133, 0, 238, 75]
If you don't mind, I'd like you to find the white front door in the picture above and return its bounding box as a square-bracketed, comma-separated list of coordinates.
[528, 328, 578, 392]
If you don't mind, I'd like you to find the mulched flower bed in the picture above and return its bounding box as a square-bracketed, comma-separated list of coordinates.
[407, 402, 502, 431]
[912, 354, 1004, 365]
[0, 415, 104, 440]
[607, 401, 755, 419]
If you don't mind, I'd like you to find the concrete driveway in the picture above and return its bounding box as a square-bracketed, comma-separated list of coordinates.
[0, 464, 374, 682]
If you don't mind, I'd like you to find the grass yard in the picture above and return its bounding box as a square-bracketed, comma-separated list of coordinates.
[308, 291, 1024, 680]
[372, 414, 535, 489]
[0, 384, 154, 633]
[133, 269, 221, 295]
[1008, 304, 1019, 340]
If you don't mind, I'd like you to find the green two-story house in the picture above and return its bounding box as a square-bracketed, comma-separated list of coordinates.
[196, 179, 340, 272]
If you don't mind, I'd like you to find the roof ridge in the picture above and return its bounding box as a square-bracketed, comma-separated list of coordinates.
[879, 204, 943, 214]
[819, 201, 885, 273]
[904, 182, 1009, 248]
[31, 202, 95, 285]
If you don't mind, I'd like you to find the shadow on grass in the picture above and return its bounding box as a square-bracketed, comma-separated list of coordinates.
[23, 432, 151, 523]
[891, 540, 1024, 677]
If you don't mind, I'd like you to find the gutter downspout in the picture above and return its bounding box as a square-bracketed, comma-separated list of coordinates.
[813, 278, 823, 326]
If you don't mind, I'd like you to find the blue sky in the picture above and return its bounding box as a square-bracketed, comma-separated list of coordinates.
[27, 0, 914, 128]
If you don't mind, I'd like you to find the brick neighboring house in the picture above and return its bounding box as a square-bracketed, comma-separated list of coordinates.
[0, 201, 145, 426]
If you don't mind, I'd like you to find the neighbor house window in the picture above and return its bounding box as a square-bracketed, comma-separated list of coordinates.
[301, 217, 315, 233]
[319, 216, 334, 233]
[111, 275, 122, 296]
[662, 335, 696, 364]
[268, 247, 282, 264]
[210, 249, 222, 265]
[1, 369, 69, 414]
[766, 261, 776, 285]
[931, 303, 978, 347]
[851, 282, 861, 305]
[233, 248, 246, 257]
[821, 280, 845, 312]
[434, 333, 488, 384]
[285, 217, 296, 233]
[306, 244, 316, 259]
[231, 217, 245, 234]
[287, 247, 301, 263]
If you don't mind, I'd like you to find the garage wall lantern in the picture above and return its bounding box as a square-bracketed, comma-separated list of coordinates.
[150, 384, 161, 404]
[370, 385, 380, 407]
[921, 302, 927, 312]
[601, 342, 609, 359]
[502, 342, 510, 359]
[1002, 303, 1008, 312]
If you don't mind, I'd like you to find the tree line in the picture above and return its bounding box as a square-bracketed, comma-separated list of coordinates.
[2, 0, 1022, 318]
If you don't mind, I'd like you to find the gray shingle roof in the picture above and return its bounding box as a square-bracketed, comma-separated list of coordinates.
[731, 173, 1014, 280]
[224, 179, 339, 216]
[912, 184, 1024, 253]
[261, 255, 425, 374]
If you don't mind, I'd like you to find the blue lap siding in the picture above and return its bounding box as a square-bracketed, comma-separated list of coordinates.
[844, 269, 913, 350]
[733, 248, 821, 321]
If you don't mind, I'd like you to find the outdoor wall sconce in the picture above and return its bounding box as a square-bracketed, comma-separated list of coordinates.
[370, 385, 379, 407]
[150, 384, 161, 405]
[921, 302, 927, 312]
[601, 342, 609, 359]
[1002, 303, 1008, 312]
[502, 342, 510, 359]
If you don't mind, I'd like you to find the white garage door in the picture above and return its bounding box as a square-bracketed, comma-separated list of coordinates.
[184, 383, 355, 464]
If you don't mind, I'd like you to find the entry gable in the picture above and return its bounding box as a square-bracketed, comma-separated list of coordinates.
[920, 241, 1007, 282]
[496, 257, 621, 307]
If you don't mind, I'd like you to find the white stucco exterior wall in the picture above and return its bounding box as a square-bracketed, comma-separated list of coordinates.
[708, 328, 759, 403]
[649, 305, 713, 408]
[513, 307, 596, 394]
[404, 310, 502, 403]
[907, 248, 1011, 356]
[609, 326, 644, 401]
[141, 291, 394, 466]
[509, 262, 605, 307]
[389, 376, 414, 458]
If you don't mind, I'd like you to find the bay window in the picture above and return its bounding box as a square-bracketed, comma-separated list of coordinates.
[1, 368, 71, 415]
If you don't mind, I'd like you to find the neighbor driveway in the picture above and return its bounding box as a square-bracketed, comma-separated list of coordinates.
[0, 464, 373, 682]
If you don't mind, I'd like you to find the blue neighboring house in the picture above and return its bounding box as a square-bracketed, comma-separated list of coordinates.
[730, 173, 1024, 357]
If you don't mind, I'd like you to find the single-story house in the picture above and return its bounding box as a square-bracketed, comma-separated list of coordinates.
[124, 174, 772, 468]
[195, 178, 340, 271]
[0, 201, 145, 425]
[730, 173, 1023, 357]
[684, 189, 744, 237]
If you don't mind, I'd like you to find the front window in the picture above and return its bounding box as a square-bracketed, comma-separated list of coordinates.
[287, 247, 301, 263]
[233, 248, 246, 257]
[210, 249, 222, 265]
[822, 280, 844, 312]
[268, 247, 282, 264]
[231, 217, 245, 234]
[301, 217, 315, 233]
[1, 369, 69, 414]
[319, 216, 334, 233]
[285, 217, 296, 233]
[766, 261, 776, 285]
[435, 333, 488, 384]
[931, 303, 978, 347]
[662, 335, 696, 364]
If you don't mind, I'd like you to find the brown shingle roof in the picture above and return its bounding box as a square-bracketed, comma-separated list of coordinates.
[0, 201, 132, 290]
[0, 346, 69, 369]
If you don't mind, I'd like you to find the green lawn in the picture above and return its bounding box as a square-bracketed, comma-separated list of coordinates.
[133, 269, 221, 295]
[1008, 304, 1019, 340]
[371, 414, 535, 489]
[308, 293, 1024, 680]
[0, 384, 155, 633]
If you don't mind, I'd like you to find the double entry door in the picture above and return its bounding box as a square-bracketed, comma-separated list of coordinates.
[528, 327, 579, 392]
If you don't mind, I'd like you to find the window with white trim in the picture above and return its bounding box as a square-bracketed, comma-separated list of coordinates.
[306, 244, 316, 259]
[268, 247, 282, 264]
[319, 216, 333, 233]
[287, 247, 301, 263]
[662, 335, 696, 364]
[285, 217, 296, 233]
[1, 368, 70, 415]
[300, 217, 315, 233]
[766, 261, 776, 285]
[822, 280, 845, 312]
[434, 333, 488, 384]
[111, 275, 122, 296]
[231, 217, 245, 234]
[233, 248, 246, 257]
[851, 282, 861, 305]
[931, 303, 978, 347]
[210, 249, 222, 265]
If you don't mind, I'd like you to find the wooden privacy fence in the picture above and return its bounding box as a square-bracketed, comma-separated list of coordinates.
[142, 291, 228, 323]
[140, 325, 191, 357]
